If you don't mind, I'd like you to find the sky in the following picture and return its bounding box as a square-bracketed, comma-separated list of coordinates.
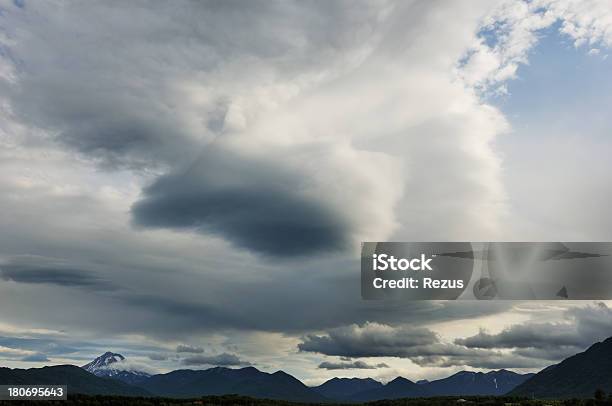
[0, 0, 612, 386]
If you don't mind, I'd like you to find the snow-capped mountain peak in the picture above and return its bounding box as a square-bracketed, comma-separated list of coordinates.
[83, 352, 125, 374]
[82, 352, 151, 384]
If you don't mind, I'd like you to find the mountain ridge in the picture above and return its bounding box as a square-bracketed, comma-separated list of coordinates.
[424, 369, 534, 396]
[0, 365, 149, 396]
[313, 377, 383, 400]
[348, 376, 430, 402]
[510, 336, 612, 398]
[75, 352, 535, 400]
[138, 365, 327, 402]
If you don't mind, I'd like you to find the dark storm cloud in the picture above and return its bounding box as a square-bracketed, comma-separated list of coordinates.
[298, 321, 554, 369]
[454, 325, 579, 349]
[318, 360, 388, 370]
[0, 261, 116, 291]
[176, 344, 204, 354]
[455, 303, 612, 351]
[181, 353, 250, 367]
[410, 352, 546, 369]
[131, 146, 349, 257]
[298, 322, 439, 358]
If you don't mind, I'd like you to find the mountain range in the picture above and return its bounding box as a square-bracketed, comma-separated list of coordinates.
[1, 336, 611, 401]
[0, 357, 533, 402]
[311, 370, 533, 401]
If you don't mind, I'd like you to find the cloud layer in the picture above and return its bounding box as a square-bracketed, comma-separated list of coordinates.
[181, 353, 251, 367]
[318, 360, 389, 370]
[300, 304, 612, 370]
[456, 303, 612, 361]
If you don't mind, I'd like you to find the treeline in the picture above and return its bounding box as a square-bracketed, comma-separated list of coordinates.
[2, 394, 612, 406]
[365, 396, 612, 406]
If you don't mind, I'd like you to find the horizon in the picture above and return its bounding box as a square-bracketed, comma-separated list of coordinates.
[12, 349, 540, 388]
[2, 329, 609, 387]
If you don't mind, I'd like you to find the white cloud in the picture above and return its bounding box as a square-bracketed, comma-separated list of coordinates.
[457, 0, 612, 94]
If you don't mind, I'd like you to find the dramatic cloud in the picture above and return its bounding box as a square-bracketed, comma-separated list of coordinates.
[456, 303, 612, 358]
[1, 0, 405, 257]
[298, 323, 500, 367]
[181, 353, 250, 367]
[0, 0, 516, 258]
[299, 322, 439, 358]
[455, 324, 580, 349]
[298, 321, 548, 369]
[318, 360, 389, 370]
[132, 146, 350, 257]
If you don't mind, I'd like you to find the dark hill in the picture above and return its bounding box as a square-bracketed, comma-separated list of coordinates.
[424, 369, 533, 396]
[313, 377, 383, 400]
[349, 376, 430, 401]
[138, 366, 326, 403]
[510, 336, 612, 398]
[0, 365, 149, 396]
